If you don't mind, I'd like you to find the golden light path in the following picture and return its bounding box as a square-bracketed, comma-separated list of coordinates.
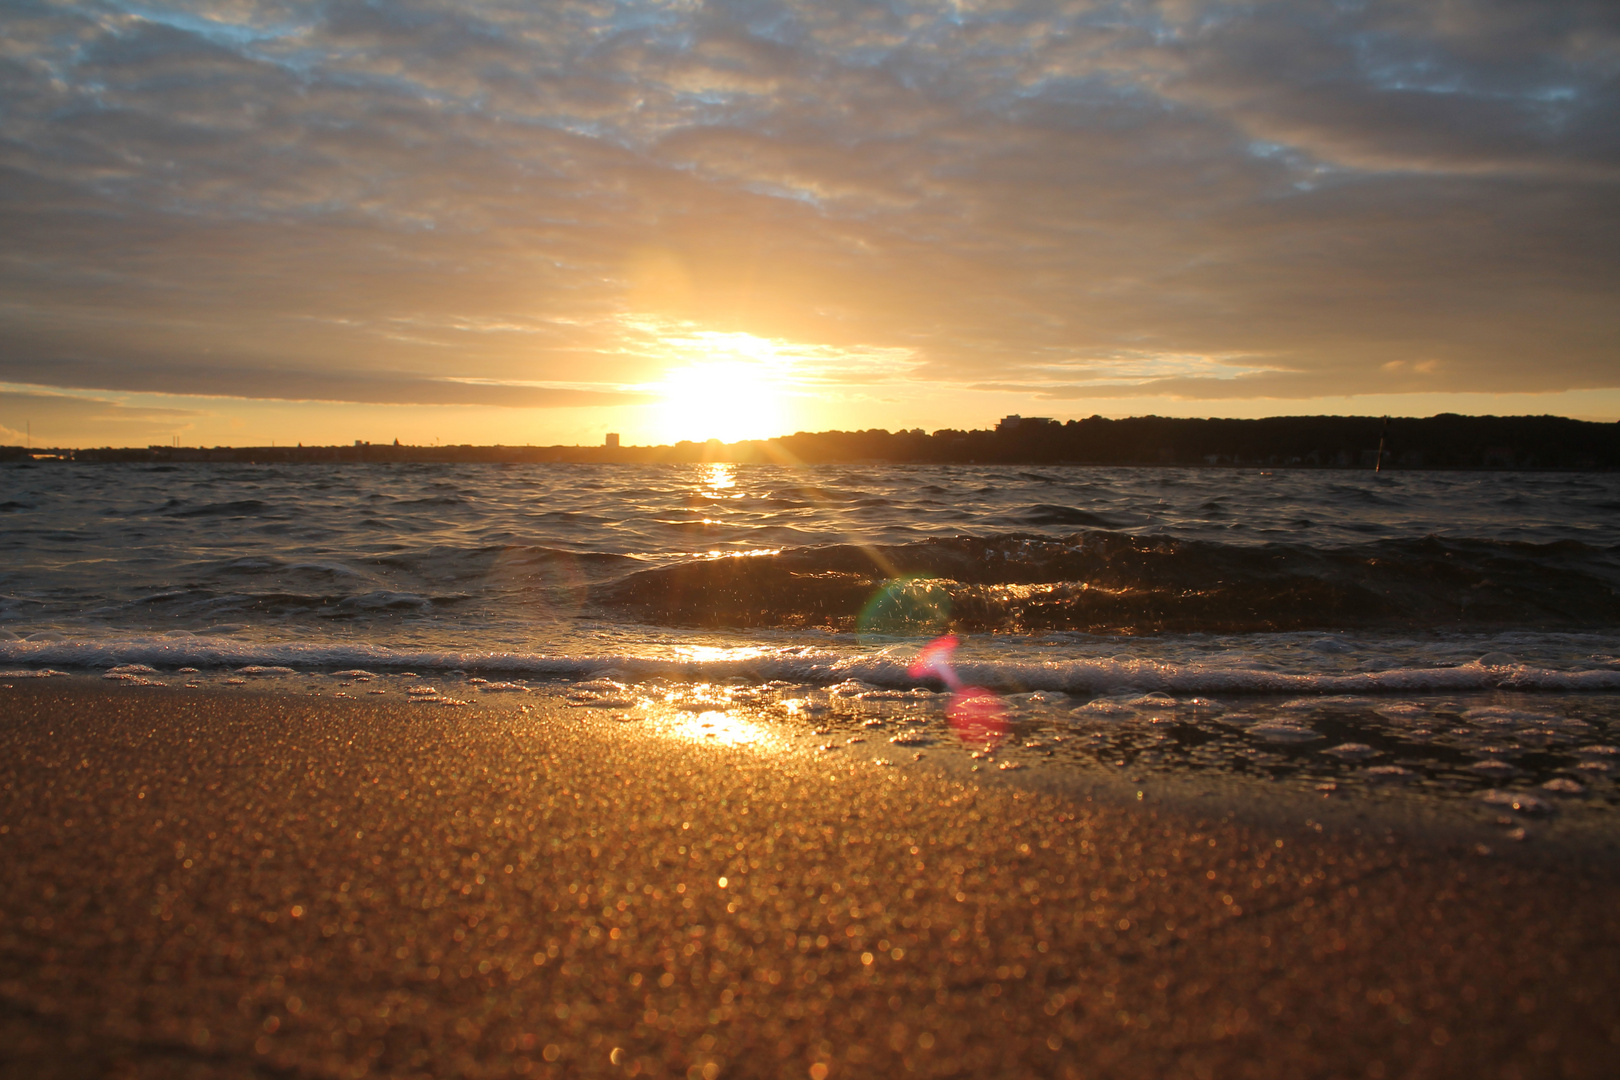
[700, 462, 739, 496]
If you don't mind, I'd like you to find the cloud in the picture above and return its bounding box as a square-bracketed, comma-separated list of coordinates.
[0, 388, 202, 445]
[0, 357, 652, 407]
[0, 0, 1615, 416]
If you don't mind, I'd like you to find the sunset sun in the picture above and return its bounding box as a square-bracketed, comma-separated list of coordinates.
[653, 360, 789, 444]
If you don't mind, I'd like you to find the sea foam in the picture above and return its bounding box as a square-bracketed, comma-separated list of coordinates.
[5, 636, 1619, 695]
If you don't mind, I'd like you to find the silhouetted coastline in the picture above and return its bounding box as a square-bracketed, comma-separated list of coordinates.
[6, 413, 1618, 468]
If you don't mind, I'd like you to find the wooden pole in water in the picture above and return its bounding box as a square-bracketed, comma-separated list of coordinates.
[1374, 415, 1389, 473]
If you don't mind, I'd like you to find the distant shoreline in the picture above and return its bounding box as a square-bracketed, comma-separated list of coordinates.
[6, 413, 1618, 469]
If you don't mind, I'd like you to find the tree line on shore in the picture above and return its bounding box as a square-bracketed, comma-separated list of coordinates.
[6, 414, 1617, 469]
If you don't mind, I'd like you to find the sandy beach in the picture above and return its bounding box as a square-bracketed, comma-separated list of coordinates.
[2, 681, 1617, 1080]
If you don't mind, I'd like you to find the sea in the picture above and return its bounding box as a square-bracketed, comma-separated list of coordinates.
[4, 460, 1619, 830]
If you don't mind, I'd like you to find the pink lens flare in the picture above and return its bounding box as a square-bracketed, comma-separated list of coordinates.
[908, 633, 964, 690]
[910, 634, 1009, 743]
[947, 686, 1008, 743]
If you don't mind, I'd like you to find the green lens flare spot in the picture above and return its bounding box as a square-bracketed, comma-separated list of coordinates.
[857, 576, 953, 641]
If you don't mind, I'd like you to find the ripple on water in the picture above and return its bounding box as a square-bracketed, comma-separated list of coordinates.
[1461, 707, 1563, 727]
[1362, 765, 1416, 783]
[1480, 789, 1555, 815]
[1248, 723, 1321, 743]
[1278, 696, 1373, 711]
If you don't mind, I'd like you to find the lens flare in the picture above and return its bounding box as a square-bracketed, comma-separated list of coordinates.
[908, 634, 1007, 744]
[946, 688, 1008, 744]
[857, 576, 952, 640]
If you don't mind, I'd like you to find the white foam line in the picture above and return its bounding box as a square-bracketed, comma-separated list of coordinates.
[2, 638, 1617, 694]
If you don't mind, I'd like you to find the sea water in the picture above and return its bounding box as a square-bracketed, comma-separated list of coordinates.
[3, 460, 1618, 823]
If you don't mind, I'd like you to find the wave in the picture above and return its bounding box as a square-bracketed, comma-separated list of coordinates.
[589, 532, 1620, 634]
[366, 543, 638, 575]
[1018, 505, 1122, 527]
[393, 495, 469, 508]
[162, 499, 275, 518]
[204, 556, 369, 579]
[3, 636, 1618, 695]
[120, 588, 468, 617]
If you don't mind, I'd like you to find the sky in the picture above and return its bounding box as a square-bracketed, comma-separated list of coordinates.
[1, 0, 1617, 448]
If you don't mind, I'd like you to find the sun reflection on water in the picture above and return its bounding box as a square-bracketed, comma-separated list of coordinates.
[702, 463, 738, 493]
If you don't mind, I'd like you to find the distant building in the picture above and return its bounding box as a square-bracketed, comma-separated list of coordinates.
[997, 415, 1054, 432]
[605, 433, 620, 448]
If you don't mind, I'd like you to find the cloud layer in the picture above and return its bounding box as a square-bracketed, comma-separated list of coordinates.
[1, 0, 1616, 411]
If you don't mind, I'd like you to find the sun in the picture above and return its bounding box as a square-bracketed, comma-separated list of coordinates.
[653, 359, 789, 444]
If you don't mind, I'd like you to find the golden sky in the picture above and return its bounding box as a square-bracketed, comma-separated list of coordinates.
[2, 1, 1618, 447]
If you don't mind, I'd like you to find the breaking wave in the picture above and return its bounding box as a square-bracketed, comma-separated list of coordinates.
[590, 533, 1620, 634]
[4, 635, 1618, 695]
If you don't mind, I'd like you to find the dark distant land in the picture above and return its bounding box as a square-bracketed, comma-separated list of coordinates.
[6, 413, 1619, 469]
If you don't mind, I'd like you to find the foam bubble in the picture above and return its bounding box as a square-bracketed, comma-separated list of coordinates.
[1071, 699, 1136, 717]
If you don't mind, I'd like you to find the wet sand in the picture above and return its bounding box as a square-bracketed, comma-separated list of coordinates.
[1, 682, 1618, 1079]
